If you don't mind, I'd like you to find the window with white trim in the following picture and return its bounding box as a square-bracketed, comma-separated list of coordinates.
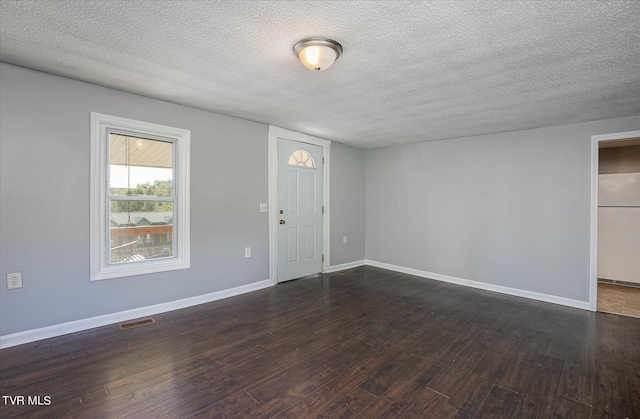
[90, 113, 190, 281]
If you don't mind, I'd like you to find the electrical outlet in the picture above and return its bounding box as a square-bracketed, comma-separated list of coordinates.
[343, 236, 347, 244]
[7, 272, 22, 289]
[245, 247, 251, 258]
[259, 203, 268, 213]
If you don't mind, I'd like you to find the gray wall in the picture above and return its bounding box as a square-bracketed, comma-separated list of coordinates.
[2, 61, 637, 336]
[330, 142, 366, 265]
[366, 115, 640, 302]
[0, 63, 364, 335]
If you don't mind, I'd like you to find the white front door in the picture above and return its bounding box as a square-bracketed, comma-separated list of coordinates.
[277, 138, 323, 282]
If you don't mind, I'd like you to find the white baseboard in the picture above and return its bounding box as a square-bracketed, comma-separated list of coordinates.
[0, 279, 273, 349]
[325, 260, 366, 273]
[1, 261, 591, 349]
[365, 260, 590, 311]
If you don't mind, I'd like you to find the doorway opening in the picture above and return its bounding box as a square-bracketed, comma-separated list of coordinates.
[268, 126, 331, 284]
[590, 131, 640, 317]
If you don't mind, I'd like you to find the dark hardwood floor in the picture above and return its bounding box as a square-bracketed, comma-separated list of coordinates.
[1, 266, 639, 418]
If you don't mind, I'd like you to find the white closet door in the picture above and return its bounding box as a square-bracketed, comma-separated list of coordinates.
[598, 171, 640, 284]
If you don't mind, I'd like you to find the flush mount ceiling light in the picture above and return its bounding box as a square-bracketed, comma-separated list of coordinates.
[293, 37, 343, 72]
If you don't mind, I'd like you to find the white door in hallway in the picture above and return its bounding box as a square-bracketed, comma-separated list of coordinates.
[277, 138, 323, 282]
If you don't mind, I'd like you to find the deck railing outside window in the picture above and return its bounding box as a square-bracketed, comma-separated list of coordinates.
[110, 224, 173, 263]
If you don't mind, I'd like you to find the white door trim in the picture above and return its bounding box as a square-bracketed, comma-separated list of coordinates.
[589, 129, 640, 311]
[268, 126, 331, 284]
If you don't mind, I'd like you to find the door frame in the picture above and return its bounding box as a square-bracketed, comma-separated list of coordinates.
[589, 129, 640, 311]
[268, 126, 331, 284]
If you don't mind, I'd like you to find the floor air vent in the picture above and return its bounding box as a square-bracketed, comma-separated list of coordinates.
[119, 318, 155, 330]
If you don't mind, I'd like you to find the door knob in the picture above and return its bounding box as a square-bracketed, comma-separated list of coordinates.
[279, 220, 285, 224]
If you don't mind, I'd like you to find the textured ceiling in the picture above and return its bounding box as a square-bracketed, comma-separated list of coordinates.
[1, 1, 639, 149]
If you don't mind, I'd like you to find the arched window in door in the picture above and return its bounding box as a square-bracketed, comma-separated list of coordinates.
[288, 149, 316, 168]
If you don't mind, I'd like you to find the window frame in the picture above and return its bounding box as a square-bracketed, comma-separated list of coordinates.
[90, 113, 190, 281]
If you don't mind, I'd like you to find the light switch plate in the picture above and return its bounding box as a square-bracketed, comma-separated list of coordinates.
[259, 203, 268, 213]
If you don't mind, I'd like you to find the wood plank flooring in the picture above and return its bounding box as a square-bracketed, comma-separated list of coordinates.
[1, 266, 639, 418]
[597, 282, 640, 318]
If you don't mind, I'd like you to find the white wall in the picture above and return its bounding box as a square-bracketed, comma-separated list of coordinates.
[366, 115, 640, 302]
[0, 63, 366, 337]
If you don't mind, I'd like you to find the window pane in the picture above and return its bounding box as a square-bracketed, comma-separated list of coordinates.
[109, 201, 173, 264]
[109, 134, 173, 197]
[288, 149, 315, 168]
